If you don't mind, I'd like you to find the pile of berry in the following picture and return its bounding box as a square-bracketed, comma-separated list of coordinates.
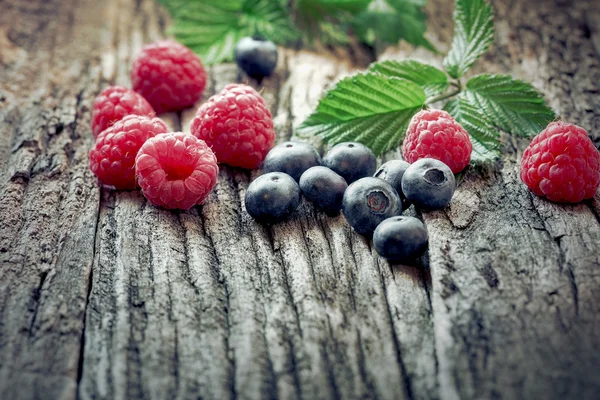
[88, 40, 275, 209]
[88, 38, 600, 264]
[243, 109, 474, 263]
[245, 136, 457, 263]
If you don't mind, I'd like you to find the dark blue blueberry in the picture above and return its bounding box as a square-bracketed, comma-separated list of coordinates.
[322, 142, 377, 184]
[373, 216, 428, 263]
[401, 158, 455, 211]
[342, 177, 402, 236]
[374, 160, 411, 209]
[234, 37, 278, 80]
[263, 141, 322, 182]
[299, 166, 348, 216]
[245, 172, 300, 223]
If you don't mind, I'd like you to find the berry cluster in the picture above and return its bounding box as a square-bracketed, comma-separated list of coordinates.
[245, 139, 458, 263]
[86, 37, 599, 263]
[241, 108, 478, 263]
[89, 40, 278, 210]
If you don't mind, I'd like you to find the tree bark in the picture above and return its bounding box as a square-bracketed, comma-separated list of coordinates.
[0, 0, 599, 399]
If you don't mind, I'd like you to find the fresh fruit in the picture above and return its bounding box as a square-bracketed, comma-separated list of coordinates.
[91, 86, 155, 137]
[374, 160, 411, 209]
[520, 121, 600, 203]
[401, 158, 456, 210]
[89, 115, 168, 189]
[245, 172, 301, 223]
[263, 141, 321, 182]
[402, 109, 472, 173]
[322, 142, 377, 184]
[234, 37, 278, 80]
[342, 177, 402, 236]
[373, 216, 428, 263]
[131, 40, 207, 113]
[135, 132, 218, 210]
[299, 166, 347, 216]
[191, 84, 275, 169]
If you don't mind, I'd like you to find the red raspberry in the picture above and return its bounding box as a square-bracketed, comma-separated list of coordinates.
[520, 121, 600, 203]
[190, 83, 275, 169]
[135, 133, 219, 210]
[402, 109, 472, 173]
[91, 86, 155, 137]
[89, 115, 168, 189]
[131, 40, 207, 113]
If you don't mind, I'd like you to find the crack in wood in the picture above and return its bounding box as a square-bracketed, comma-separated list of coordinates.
[377, 258, 415, 400]
[74, 187, 102, 399]
[321, 316, 341, 400]
[27, 269, 48, 339]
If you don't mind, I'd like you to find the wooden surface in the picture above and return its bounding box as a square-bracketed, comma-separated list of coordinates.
[1, 0, 600, 399]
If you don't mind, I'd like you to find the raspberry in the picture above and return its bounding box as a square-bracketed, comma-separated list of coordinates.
[190, 83, 275, 169]
[90, 86, 155, 137]
[135, 133, 219, 210]
[520, 121, 600, 203]
[402, 109, 472, 173]
[131, 40, 207, 113]
[89, 115, 168, 189]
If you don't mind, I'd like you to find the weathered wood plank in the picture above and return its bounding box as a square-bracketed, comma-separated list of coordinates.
[1, 0, 599, 399]
[417, 1, 600, 399]
[0, 0, 104, 399]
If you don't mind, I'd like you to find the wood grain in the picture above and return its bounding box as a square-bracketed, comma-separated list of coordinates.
[0, 0, 599, 399]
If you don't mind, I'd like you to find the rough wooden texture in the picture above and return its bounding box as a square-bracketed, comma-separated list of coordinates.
[0, 0, 599, 399]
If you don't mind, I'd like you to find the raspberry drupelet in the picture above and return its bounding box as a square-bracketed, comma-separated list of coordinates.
[190, 83, 275, 169]
[135, 132, 219, 210]
[131, 40, 207, 113]
[91, 86, 155, 137]
[89, 115, 168, 189]
[402, 109, 472, 173]
[520, 121, 600, 203]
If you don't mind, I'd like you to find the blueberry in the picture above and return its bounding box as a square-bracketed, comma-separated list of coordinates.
[373, 216, 428, 263]
[322, 142, 377, 184]
[245, 172, 300, 223]
[299, 166, 348, 216]
[401, 158, 456, 211]
[374, 160, 411, 209]
[234, 37, 278, 80]
[342, 177, 402, 236]
[263, 141, 322, 182]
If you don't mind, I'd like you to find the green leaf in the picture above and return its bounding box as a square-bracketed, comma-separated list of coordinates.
[298, 73, 426, 155]
[443, 0, 494, 78]
[464, 74, 556, 137]
[161, 0, 434, 60]
[369, 60, 449, 97]
[444, 97, 500, 163]
[352, 0, 436, 51]
[159, 0, 298, 64]
[298, 0, 370, 15]
[316, 21, 352, 45]
[444, 74, 555, 163]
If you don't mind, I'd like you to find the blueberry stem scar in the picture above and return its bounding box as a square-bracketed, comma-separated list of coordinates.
[424, 169, 446, 185]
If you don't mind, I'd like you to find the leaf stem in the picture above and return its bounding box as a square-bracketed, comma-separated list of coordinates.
[426, 87, 461, 105]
